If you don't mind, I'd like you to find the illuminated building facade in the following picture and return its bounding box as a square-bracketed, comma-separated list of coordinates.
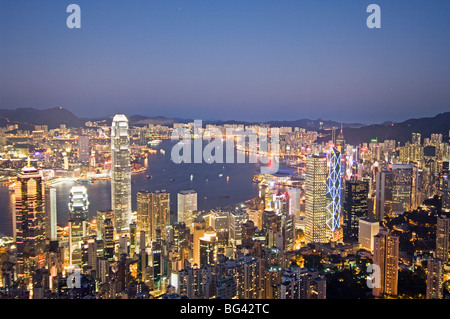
[305, 155, 328, 243]
[343, 180, 369, 243]
[426, 258, 444, 299]
[14, 163, 46, 285]
[436, 215, 450, 261]
[326, 147, 342, 238]
[111, 114, 132, 233]
[373, 228, 399, 297]
[177, 190, 197, 227]
[68, 186, 89, 266]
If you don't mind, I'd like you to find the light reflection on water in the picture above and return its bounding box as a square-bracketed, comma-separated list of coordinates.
[0, 140, 277, 236]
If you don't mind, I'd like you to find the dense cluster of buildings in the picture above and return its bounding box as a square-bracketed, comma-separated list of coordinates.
[0, 114, 449, 299]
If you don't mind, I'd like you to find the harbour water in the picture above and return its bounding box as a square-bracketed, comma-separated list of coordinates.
[0, 140, 289, 236]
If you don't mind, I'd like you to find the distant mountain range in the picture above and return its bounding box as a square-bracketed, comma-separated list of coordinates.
[0, 107, 84, 130]
[0, 107, 449, 145]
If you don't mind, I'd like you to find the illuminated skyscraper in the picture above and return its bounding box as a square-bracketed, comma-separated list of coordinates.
[177, 190, 197, 227]
[373, 228, 399, 297]
[111, 114, 132, 233]
[375, 164, 413, 220]
[199, 227, 218, 268]
[14, 162, 46, 284]
[305, 155, 328, 243]
[68, 186, 89, 266]
[288, 188, 301, 217]
[326, 147, 342, 239]
[96, 209, 114, 241]
[426, 258, 444, 299]
[137, 190, 170, 243]
[78, 135, 90, 163]
[436, 215, 450, 261]
[343, 180, 369, 243]
[44, 186, 58, 241]
[137, 191, 152, 245]
[336, 125, 345, 154]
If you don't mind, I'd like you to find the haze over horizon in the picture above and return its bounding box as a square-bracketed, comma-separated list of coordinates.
[1, 1, 450, 124]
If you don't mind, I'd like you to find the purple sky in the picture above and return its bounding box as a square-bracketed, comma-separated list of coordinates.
[1, 0, 450, 124]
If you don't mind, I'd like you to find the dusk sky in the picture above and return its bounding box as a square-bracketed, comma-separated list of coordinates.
[1, 0, 449, 124]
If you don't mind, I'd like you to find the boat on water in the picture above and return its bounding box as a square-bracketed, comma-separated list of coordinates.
[219, 174, 223, 177]
[148, 139, 162, 146]
[219, 195, 230, 199]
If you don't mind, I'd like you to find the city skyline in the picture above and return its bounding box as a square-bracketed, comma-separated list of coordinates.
[1, 0, 450, 304]
[1, 1, 450, 124]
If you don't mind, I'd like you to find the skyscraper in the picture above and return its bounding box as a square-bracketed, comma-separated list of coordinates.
[326, 147, 342, 238]
[305, 155, 328, 243]
[78, 135, 90, 163]
[343, 180, 369, 243]
[44, 186, 58, 241]
[137, 191, 152, 246]
[111, 114, 132, 233]
[426, 258, 444, 299]
[177, 190, 197, 227]
[14, 162, 46, 284]
[68, 186, 89, 266]
[137, 190, 170, 243]
[373, 228, 399, 297]
[375, 164, 413, 220]
[436, 215, 450, 261]
[288, 188, 301, 217]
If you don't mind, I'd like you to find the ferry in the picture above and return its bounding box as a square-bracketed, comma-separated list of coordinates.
[148, 139, 162, 146]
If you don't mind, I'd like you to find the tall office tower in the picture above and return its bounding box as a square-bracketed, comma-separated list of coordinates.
[376, 164, 413, 220]
[426, 258, 444, 299]
[68, 186, 89, 266]
[192, 215, 206, 267]
[96, 209, 114, 240]
[129, 222, 137, 256]
[335, 125, 345, 154]
[373, 228, 399, 297]
[326, 147, 342, 240]
[177, 190, 197, 227]
[14, 162, 46, 284]
[103, 218, 115, 260]
[78, 135, 90, 163]
[111, 114, 132, 233]
[229, 210, 248, 247]
[82, 235, 97, 271]
[391, 164, 413, 214]
[199, 227, 218, 268]
[150, 190, 170, 242]
[375, 170, 394, 221]
[44, 186, 58, 241]
[136, 191, 152, 245]
[281, 214, 295, 251]
[343, 180, 369, 243]
[288, 188, 301, 217]
[305, 155, 328, 243]
[436, 215, 450, 261]
[358, 218, 380, 253]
